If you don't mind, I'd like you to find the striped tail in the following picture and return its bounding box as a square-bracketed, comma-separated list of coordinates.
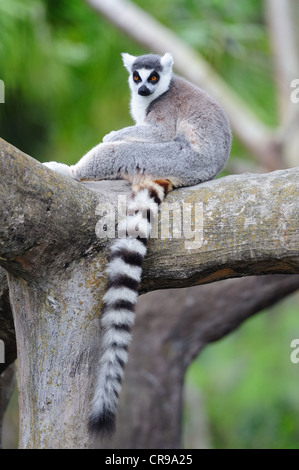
[88, 178, 173, 437]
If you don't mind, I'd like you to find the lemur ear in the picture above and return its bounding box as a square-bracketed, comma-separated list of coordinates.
[161, 53, 174, 73]
[121, 53, 136, 73]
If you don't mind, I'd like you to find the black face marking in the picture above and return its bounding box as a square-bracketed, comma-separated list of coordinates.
[148, 71, 160, 84]
[133, 71, 141, 83]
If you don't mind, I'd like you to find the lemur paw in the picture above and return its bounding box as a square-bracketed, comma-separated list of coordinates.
[43, 161, 74, 178]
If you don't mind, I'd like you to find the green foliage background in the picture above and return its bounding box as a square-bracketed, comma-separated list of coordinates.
[1, 0, 298, 449]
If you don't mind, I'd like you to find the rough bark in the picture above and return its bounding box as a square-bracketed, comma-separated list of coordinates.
[0, 138, 299, 448]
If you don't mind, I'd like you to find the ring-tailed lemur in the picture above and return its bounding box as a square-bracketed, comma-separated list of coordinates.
[44, 52, 232, 438]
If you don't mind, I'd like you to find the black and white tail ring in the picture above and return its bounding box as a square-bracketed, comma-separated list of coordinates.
[88, 177, 173, 437]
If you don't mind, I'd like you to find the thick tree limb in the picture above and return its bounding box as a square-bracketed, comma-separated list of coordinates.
[1, 139, 298, 286]
[0, 138, 298, 447]
[142, 169, 299, 291]
[86, 0, 282, 170]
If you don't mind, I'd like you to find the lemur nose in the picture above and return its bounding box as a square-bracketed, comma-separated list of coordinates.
[138, 85, 151, 96]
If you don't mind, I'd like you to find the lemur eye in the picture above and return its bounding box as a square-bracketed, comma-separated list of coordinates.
[133, 72, 141, 82]
[148, 72, 160, 83]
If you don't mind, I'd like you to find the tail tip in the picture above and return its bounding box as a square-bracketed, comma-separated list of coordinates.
[88, 409, 116, 438]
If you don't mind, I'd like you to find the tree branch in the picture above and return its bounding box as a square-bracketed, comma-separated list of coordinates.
[1, 138, 298, 288]
[86, 0, 282, 170]
[0, 138, 103, 278]
[141, 168, 299, 291]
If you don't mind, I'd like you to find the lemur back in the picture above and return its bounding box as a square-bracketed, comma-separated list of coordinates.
[43, 52, 232, 438]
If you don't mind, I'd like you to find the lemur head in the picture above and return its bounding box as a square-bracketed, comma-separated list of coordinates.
[121, 52, 174, 101]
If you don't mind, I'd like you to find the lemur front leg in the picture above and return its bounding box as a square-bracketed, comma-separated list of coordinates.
[43, 141, 121, 181]
[43, 161, 75, 178]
